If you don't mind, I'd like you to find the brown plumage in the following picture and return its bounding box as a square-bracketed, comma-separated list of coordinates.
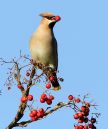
[29, 12, 61, 90]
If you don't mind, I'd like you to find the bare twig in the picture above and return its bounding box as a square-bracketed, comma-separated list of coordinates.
[6, 65, 36, 129]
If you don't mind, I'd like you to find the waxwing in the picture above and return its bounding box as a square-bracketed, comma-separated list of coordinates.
[29, 12, 61, 90]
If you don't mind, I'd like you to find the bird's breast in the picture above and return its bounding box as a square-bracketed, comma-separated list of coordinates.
[30, 32, 57, 68]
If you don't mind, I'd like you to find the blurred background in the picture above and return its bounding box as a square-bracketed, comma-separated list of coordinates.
[0, 0, 108, 129]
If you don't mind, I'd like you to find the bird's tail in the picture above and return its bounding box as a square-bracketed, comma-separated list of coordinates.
[51, 79, 61, 90]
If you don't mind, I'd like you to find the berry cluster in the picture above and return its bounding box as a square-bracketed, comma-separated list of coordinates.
[17, 74, 99, 129]
[68, 95, 97, 129]
[21, 94, 33, 103]
[40, 93, 54, 105]
[1, 56, 100, 128]
[29, 108, 45, 121]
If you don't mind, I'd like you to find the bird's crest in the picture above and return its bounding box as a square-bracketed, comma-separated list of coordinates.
[39, 12, 55, 17]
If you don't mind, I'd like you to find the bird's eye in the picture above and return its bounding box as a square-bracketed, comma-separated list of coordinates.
[47, 16, 51, 20]
[46, 16, 55, 20]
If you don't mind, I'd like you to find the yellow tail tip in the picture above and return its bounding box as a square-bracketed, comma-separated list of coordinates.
[52, 86, 61, 90]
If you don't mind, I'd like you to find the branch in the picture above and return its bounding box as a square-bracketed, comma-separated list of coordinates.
[13, 102, 71, 127]
[6, 66, 35, 129]
[1, 55, 99, 129]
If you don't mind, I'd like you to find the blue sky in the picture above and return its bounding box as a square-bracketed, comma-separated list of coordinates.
[0, 0, 107, 129]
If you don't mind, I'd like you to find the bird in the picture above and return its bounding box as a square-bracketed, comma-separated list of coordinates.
[29, 12, 61, 90]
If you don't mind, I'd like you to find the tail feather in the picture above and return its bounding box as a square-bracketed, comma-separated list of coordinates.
[51, 80, 61, 90]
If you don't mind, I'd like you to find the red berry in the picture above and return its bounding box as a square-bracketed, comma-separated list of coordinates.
[38, 108, 44, 113]
[27, 95, 33, 101]
[78, 112, 84, 118]
[31, 110, 37, 116]
[48, 95, 54, 100]
[29, 112, 34, 117]
[21, 96, 27, 103]
[41, 93, 47, 100]
[84, 125, 88, 129]
[91, 118, 96, 123]
[31, 116, 38, 121]
[46, 99, 52, 105]
[40, 98, 46, 103]
[81, 106, 86, 112]
[18, 84, 23, 89]
[46, 83, 51, 89]
[49, 76, 55, 82]
[75, 98, 81, 103]
[89, 124, 94, 128]
[74, 125, 79, 129]
[68, 95, 74, 101]
[26, 72, 30, 76]
[85, 102, 90, 107]
[74, 114, 79, 119]
[78, 118, 84, 123]
[79, 125, 84, 129]
[37, 111, 41, 118]
[37, 108, 45, 118]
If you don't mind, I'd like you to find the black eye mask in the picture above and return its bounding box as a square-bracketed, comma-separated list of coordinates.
[45, 16, 55, 20]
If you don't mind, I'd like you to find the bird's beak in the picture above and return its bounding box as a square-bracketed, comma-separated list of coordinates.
[54, 16, 61, 22]
[51, 16, 61, 22]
